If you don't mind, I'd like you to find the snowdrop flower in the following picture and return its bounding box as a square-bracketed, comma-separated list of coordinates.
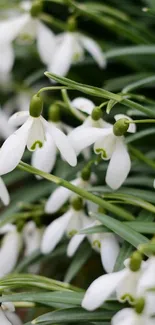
[0, 1, 56, 75]
[67, 218, 120, 273]
[23, 221, 43, 273]
[69, 105, 136, 189]
[32, 104, 75, 175]
[0, 302, 22, 325]
[0, 177, 10, 206]
[0, 94, 77, 175]
[82, 252, 144, 311]
[112, 307, 154, 325]
[0, 229, 22, 278]
[48, 32, 106, 77]
[41, 198, 86, 254]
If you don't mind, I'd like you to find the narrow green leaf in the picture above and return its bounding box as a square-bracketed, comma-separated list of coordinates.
[91, 212, 149, 251]
[113, 241, 133, 272]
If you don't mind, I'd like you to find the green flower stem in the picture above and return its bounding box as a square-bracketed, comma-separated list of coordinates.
[129, 145, 155, 170]
[37, 86, 70, 96]
[18, 161, 134, 221]
[61, 89, 86, 121]
[40, 13, 68, 31]
[122, 98, 155, 118]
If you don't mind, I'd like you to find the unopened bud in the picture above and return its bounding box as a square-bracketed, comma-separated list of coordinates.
[81, 167, 91, 181]
[113, 118, 129, 136]
[135, 297, 145, 314]
[48, 104, 60, 122]
[29, 94, 43, 117]
[30, 0, 43, 17]
[67, 16, 77, 32]
[91, 107, 102, 121]
[129, 251, 142, 272]
[71, 196, 83, 210]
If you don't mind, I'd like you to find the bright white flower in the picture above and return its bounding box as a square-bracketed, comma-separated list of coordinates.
[48, 32, 106, 77]
[0, 224, 15, 234]
[0, 302, 22, 325]
[0, 177, 10, 205]
[112, 308, 154, 325]
[67, 218, 120, 273]
[0, 108, 77, 175]
[45, 176, 88, 214]
[82, 258, 144, 311]
[0, 229, 22, 278]
[69, 103, 136, 190]
[23, 221, 43, 273]
[0, 1, 56, 75]
[41, 207, 86, 254]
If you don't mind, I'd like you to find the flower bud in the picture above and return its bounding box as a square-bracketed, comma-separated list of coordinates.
[48, 104, 60, 122]
[30, 0, 43, 17]
[67, 16, 77, 32]
[91, 107, 102, 121]
[113, 118, 129, 136]
[71, 196, 83, 210]
[129, 251, 142, 272]
[81, 167, 91, 181]
[29, 94, 43, 117]
[135, 297, 145, 314]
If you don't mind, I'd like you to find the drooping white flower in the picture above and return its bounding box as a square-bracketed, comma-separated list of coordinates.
[112, 308, 154, 325]
[0, 1, 56, 75]
[0, 177, 10, 205]
[0, 105, 77, 175]
[41, 207, 86, 254]
[67, 218, 120, 273]
[48, 32, 106, 77]
[45, 176, 90, 214]
[23, 221, 43, 273]
[0, 229, 22, 278]
[0, 302, 22, 325]
[69, 102, 136, 190]
[82, 258, 144, 311]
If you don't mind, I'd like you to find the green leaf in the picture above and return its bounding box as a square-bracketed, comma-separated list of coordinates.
[113, 241, 133, 272]
[91, 212, 149, 251]
[64, 242, 92, 283]
[33, 307, 115, 324]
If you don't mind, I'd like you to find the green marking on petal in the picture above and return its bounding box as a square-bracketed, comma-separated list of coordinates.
[68, 230, 78, 237]
[120, 294, 135, 304]
[31, 141, 43, 151]
[95, 148, 107, 159]
[92, 240, 101, 249]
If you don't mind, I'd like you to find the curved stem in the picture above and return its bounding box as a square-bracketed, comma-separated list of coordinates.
[127, 119, 155, 124]
[61, 89, 86, 121]
[18, 161, 134, 221]
[37, 86, 70, 95]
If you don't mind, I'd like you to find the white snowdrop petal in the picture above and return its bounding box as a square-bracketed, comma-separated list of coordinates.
[106, 138, 131, 190]
[82, 270, 127, 311]
[37, 22, 56, 65]
[5, 311, 22, 325]
[116, 270, 140, 302]
[0, 224, 15, 234]
[114, 114, 136, 133]
[100, 234, 120, 273]
[0, 230, 21, 278]
[31, 132, 57, 175]
[27, 118, 45, 151]
[0, 43, 14, 74]
[0, 177, 10, 206]
[80, 35, 106, 68]
[0, 109, 15, 139]
[48, 33, 74, 77]
[0, 309, 12, 325]
[41, 210, 72, 254]
[49, 125, 77, 166]
[0, 14, 30, 43]
[111, 308, 135, 325]
[71, 97, 95, 115]
[0, 118, 32, 175]
[94, 133, 116, 160]
[2, 302, 15, 312]
[9, 111, 29, 127]
[45, 178, 81, 214]
[67, 234, 86, 257]
[68, 127, 112, 155]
